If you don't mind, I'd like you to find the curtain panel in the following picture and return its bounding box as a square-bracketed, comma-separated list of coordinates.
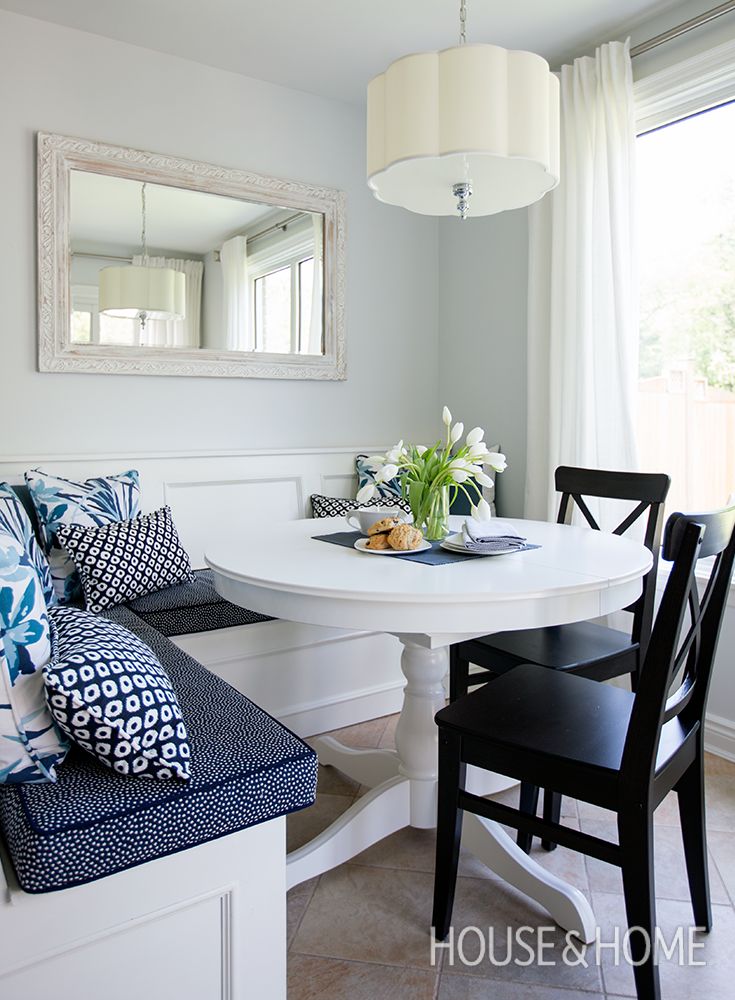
[525, 40, 639, 524]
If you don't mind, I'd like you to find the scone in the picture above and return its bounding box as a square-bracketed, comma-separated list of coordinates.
[365, 533, 391, 550]
[387, 524, 423, 550]
[368, 516, 403, 536]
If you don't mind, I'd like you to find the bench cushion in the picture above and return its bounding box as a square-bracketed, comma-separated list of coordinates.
[0, 606, 317, 893]
[126, 569, 274, 637]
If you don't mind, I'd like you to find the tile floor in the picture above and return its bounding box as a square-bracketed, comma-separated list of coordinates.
[286, 713, 735, 1000]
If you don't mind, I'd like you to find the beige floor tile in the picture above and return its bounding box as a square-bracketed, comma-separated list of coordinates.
[438, 974, 604, 999]
[378, 713, 399, 749]
[315, 762, 360, 797]
[287, 792, 354, 853]
[291, 864, 437, 969]
[593, 891, 735, 998]
[287, 877, 320, 947]
[702, 771, 735, 833]
[442, 875, 603, 992]
[287, 954, 438, 1000]
[582, 820, 729, 904]
[707, 830, 735, 906]
[705, 752, 735, 777]
[326, 716, 389, 749]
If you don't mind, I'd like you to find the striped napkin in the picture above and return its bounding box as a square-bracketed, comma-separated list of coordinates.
[461, 517, 527, 554]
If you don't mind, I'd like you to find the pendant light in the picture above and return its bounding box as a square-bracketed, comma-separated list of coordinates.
[98, 182, 186, 333]
[367, 0, 560, 219]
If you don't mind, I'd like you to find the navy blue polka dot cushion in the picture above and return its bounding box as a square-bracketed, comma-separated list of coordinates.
[0, 606, 318, 893]
[44, 607, 191, 781]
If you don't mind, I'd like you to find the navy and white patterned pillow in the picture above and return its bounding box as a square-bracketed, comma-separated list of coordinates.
[25, 469, 140, 605]
[55, 506, 196, 614]
[44, 606, 191, 780]
[0, 482, 55, 607]
[0, 532, 69, 783]
[310, 493, 411, 518]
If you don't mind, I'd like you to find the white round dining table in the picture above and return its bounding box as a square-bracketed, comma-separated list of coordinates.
[207, 515, 652, 943]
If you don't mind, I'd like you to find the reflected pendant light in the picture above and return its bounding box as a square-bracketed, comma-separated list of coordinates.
[98, 182, 186, 332]
[367, 0, 560, 219]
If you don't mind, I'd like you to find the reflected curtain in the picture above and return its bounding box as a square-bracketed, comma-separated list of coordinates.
[220, 235, 252, 351]
[525, 40, 639, 525]
[305, 216, 323, 355]
[132, 256, 203, 348]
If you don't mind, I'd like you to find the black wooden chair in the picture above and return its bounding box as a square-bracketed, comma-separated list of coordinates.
[449, 466, 670, 852]
[433, 505, 735, 1000]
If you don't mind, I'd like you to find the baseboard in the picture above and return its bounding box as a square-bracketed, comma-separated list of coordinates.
[704, 713, 735, 763]
[280, 680, 404, 737]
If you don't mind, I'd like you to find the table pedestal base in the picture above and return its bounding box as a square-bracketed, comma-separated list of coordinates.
[286, 637, 596, 944]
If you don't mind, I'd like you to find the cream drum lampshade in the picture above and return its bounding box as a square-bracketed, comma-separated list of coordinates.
[99, 265, 186, 321]
[367, 44, 560, 218]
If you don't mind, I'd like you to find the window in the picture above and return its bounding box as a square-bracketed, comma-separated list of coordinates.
[247, 221, 322, 355]
[636, 50, 735, 515]
[70, 285, 138, 347]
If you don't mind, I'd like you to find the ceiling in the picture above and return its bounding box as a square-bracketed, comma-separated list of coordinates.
[69, 172, 278, 255]
[0, 0, 684, 104]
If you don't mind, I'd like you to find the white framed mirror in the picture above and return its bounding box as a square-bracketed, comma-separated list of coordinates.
[37, 132, 346, 379]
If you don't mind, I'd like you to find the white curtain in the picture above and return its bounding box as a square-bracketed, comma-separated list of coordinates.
[525, 40, 639, 524]
[305, 215, 323, 355]
[132, 256, 202, 348]
[220, 235, 252, 351]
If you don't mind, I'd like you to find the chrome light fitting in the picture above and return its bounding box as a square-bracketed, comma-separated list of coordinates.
[99, 182, 185, 335]
[367, 0, 560, 220]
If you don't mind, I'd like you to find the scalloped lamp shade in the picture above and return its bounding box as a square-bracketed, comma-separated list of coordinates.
[99, 265, 186, 321]
[367, 44, 560, 217]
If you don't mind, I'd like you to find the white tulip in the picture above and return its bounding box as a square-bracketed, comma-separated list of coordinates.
[356, 483, 377, 503]
[442, 406, 452, 426]
[466, 464, 484, 477]
[471, 498, 493, 521]
[475, 471, 495, 488]
[485, 452, 507, 472]
[376, 463, 399, 483]
[450, 422, 464, 445]
[365, 454, 386, 469]
[465, 426, 485, 447]
[416, 445, 428, 455]
[450, 470, 470, 483]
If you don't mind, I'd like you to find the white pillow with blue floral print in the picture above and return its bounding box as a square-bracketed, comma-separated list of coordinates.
[25, 469, 140, 605]
[0, 482, 55, 607]
[0, 532, 70, 783]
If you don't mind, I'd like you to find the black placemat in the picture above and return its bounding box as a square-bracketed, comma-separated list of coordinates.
[312, 531, 540, 566]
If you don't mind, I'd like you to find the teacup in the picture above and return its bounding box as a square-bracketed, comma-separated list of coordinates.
[345, 507, 407, 535]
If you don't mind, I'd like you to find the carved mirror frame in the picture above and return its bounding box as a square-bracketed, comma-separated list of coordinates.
[37, 132, 346, 379]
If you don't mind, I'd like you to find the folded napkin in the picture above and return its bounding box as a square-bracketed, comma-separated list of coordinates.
[462, 517, 527, 553]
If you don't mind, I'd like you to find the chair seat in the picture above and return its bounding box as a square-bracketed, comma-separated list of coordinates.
[436, 664, 692, 802]
[467, 621, 638, 674]
[0, 606, 317, 893]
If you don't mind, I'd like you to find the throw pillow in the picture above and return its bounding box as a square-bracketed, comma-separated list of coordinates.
[55, 506, 196, 614]
[0, 482, 55, 606]
[45, 606, 190, 780]
[0, 532, 69, 783]
[310, 493, 411, 519]
[25, 469, 140, 605]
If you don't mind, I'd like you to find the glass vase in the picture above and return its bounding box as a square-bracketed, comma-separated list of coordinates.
[408, 481, 450, 541]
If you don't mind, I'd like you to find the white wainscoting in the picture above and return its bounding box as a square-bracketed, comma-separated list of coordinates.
[0, 446, 405, 736]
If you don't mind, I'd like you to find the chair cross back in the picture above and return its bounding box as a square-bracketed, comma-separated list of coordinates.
[622, 506, 735, 793]
[554, 466, 671, 651]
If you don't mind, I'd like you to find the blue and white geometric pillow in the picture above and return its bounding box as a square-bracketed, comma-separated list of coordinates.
[45, 607, 191, 781]
[0, 532, 70, 784]
[56, 506, 196, 614]
[0, 482, 55, 607]
[354, 456, 412, 513]
[25, 469, 140, 606]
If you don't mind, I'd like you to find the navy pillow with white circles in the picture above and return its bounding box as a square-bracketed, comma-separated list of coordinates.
[55, 505, 195, 614]
[310, 493, 411, 518]
[44, 607, 191, 781]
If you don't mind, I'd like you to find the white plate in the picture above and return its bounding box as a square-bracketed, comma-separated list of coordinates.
[354, 537, 432, 556]
[440, 532, 524, 556]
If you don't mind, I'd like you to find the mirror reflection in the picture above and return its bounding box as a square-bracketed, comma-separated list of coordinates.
[69, 170, 325, 356]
